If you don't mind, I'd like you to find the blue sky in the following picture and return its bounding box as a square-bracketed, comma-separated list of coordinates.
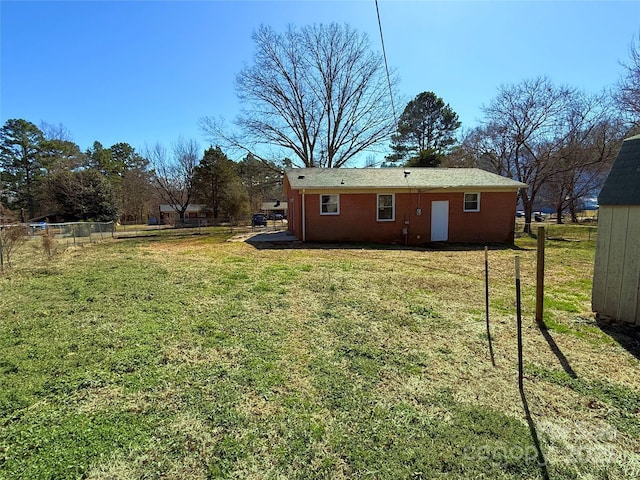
[2, 0, 639, 165]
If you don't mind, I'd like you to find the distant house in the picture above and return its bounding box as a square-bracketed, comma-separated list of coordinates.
[260, 201, 288, 218]
[283, 168, 527, 245]
[159, 204, 210, 225]
[592, 134, 640, 325]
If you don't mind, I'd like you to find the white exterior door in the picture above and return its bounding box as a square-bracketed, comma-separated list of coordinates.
[431, 201, 449, 241]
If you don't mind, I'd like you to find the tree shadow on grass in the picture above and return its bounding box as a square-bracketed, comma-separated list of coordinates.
[596, 317, 640, 361]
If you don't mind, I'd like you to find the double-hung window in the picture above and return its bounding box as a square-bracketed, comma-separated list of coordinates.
[377, 194, 395, 221]
[320, 194, 339, 215]
[464, 192, 480, 212]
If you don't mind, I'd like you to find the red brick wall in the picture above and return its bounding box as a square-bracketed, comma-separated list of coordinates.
[286, 189, 302, 238]
[439, 192, 518, 243]
[286, 188, 518, 244]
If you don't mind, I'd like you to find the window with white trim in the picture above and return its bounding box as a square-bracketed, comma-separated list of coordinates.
[464, 192, 480, 212]
[377, 194, 395, 221]
[320, 194, 339, 215]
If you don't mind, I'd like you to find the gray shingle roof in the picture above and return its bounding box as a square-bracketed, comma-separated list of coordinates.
[285, 168, 527, 190]
[598, 135, 640, 206]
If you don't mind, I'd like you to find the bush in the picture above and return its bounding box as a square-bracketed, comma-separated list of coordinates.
[41, 228, 58, 259]
[0, 225, 28, 269]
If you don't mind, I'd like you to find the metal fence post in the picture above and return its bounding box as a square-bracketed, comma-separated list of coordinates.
[515, 256, 523, 392]
[0, 230, 4, 272]
[536, 226, 545, 325]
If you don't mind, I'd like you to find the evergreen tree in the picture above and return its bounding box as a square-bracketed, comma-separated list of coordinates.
[49, 169, 119, 221]
[193, 146, 238, 219]
[388, 92, 461, 166]
[0, 119, 45, 218]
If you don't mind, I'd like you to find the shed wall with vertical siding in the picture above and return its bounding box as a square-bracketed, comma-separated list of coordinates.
[592, 134, 640, 326]
[592, 206, 640, 325]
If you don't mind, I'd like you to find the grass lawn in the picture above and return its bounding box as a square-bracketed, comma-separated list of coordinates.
[0, 227, 638, 479]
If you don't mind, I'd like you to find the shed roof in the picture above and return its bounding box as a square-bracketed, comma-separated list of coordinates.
[285, 167, 527, 190]
[598, 134, 640, 206]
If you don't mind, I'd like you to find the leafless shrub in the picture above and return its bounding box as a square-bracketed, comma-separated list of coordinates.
[0, 224, 28, 270]
[41, 227, 58, 259]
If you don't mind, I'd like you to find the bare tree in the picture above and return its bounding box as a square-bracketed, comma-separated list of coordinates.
[0, 225, 28, 270]
[461, 80, 625, 230]
[468, 78, 575, 232]
[616, 36, 640, 128]
[39, 121, 74, 142]
[202, 23, 397, 168]
[147, 138, 199, 224]
[0, 206, 27, 271]
[541, 94, 624, 223]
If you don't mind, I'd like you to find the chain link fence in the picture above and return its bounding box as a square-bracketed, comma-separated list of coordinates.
[35, 221, 116, 246]
[516, 220, 598, 242]
[1, 220, 290, 271]
[0, 221, 115, 270]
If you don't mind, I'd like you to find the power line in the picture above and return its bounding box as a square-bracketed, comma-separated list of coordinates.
[375, 0, 397, 126]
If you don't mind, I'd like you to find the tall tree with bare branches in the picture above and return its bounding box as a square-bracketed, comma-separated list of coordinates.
[202, 23, 397, 168]
[459, 78, 623, 232]
[616, 36, 640, 128]
[477, 78, 574, 231]
[540, 94, 624, 223]
[147, 138, 200, 223]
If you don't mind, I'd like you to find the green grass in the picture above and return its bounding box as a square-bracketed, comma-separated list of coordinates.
[0, 225, 638, 478]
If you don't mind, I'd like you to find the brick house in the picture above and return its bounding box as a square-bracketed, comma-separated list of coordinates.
[283, 168, 527, 245]
[159, 204, 210, 225]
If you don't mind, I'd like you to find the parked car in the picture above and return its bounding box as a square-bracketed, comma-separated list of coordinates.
[251, 213, 267, 226]
[29, 222, 47, 230]
[533, 212, 547, 222]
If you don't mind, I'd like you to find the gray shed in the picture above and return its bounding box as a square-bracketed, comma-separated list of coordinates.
[592, 134, 640, 325]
